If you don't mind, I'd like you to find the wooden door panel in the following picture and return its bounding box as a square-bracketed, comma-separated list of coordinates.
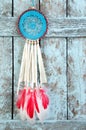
[0, 0, 12, 119]
[68, 38, 86, 119]
[0, 120, 86, 130]
[40, 0, 66, 18]
[40, 0, 67, 120]
[0, 0, 85, 128]
[41, 38, 67, 119]
[68, 0, 86, 17]
[68, 0, 86, 119]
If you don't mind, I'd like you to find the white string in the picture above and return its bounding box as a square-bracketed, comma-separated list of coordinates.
[34, 41, 37, 86]
[31, 41, 34, 88]
[17, 39, 47, 94]
[33, 41, 35, 84]
[17, 40, 27, 95]
[37, 40, 47, 84]
[24, 42, 28, 87]
[27, 40, 30, 86]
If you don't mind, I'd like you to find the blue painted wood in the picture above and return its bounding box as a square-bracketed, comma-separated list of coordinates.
[68, 0, 86, 119]
[0, 0, 12, 119]
[0, 0, 85, 126]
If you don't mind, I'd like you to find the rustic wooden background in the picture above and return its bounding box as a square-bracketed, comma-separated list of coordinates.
[0, 0, 86, 129]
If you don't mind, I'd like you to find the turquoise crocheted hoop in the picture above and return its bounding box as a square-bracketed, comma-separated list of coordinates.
[18, 9, 48, 40]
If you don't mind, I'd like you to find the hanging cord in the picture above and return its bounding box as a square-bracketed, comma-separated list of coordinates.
[31, 0, 35, 7]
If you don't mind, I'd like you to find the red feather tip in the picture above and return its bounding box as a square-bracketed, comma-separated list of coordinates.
[34, 89, 40, 113]
[40, 88, 49, 109]
[16, 87, 49, 119]
[16, 88, 26, 109]
[27, 90, 35, 118]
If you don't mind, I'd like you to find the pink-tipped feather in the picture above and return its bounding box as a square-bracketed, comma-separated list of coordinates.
[27, 90, 35, 119]
[16, 87, 49, 121]
[34, 89, 40, 113]
[16, 88, 26, 109]
[40, 88, 49, 109]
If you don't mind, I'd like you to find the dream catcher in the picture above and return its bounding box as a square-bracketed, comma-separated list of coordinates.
[16, 0, 49, 122]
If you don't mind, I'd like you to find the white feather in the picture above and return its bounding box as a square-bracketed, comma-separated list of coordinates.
[25, 88, 36, 123]
[26, 112, 36, 124]
[19, 107, 27, 120]
[36, 96, 49, 122]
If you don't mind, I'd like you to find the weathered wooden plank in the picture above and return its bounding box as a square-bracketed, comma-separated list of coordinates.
[40, 0, 66, 17]
[0, 37, 12, 119]
[0, 120, 86, 130]
[14, 0, 39, 16]
[0, 0, 12, 119]
[14, 37, 25, 119]
[41, 38, 67, 119]
[40, 0, 67, 120]
[1, 17, 86, 37]
[68, 0, 86, 119]
[68, 0, 86, 17]
[14, 0, 39, 119]
[68, 38, 86, 120]
[0, 0, 12, 16]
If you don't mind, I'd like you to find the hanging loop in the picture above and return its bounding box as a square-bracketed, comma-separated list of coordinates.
[31, 0, 35, 7]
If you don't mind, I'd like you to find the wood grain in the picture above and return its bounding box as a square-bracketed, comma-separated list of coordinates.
[14, 0, 39, 16]
[40, 0, 66, 18]
[0, 0, 12, 119]
[0, 17, 86, 37]
[0, 37, 12, 119]
[68, 0, 86, 119]
[0, 0, 12, 16]
[14, 37, 25, 119]
[68, 0, 86, 17]
[0, 120, 86, 130]
[68, 38, 86, 119]
[41, 38, 67, 119]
